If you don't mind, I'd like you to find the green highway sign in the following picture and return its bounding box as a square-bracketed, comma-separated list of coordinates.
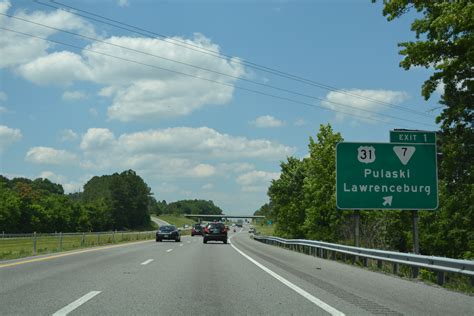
[390, 130, 436, 144]
[336, 142, 438, 210]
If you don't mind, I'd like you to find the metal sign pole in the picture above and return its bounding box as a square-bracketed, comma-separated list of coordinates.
[412, 210, 419, 254]
[412, 210, 420, 278]
[354, 210, 360, 248]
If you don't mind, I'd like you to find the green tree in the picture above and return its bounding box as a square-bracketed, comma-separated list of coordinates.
[268, 157, 306, 238]
[303, 124, 346, 242]
[0, 184, 21, 233]
[376, 0, 473, 258]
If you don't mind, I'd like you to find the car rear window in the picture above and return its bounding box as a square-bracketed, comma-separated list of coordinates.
[159, 226, 174, 232]
[208, 223, 224, 229]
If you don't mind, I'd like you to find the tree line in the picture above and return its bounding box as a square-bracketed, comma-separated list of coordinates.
[0, 170, 225, 234]
[153, 199, 223, 216]
[0, 170, 153, 233]
[256, 124, 472, 259]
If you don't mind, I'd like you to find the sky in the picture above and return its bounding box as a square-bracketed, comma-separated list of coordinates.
[0, 0, 441, 215]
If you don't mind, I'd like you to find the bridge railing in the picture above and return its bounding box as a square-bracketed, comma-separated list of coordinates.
[253, 235, 474, 286]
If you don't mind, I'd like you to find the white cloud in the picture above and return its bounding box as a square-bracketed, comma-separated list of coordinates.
[59, 129, 78, 142]
[62, 90, 87, 101]
[38, 171, 83, 193]
[25, 146, 77, 165]
[0, 125, 22, 151]
[202, 183, 214, 190]
[80, 128, 116, 152]
[17, 51, 91, 86]
[251, 115, 285, 128]
[322, 89, 409, 122]
[76, 127, 293, 182]
[0, 4, 96, 69]
[11, 24, 245, 120]
[294, 118, 306, 126]
[435, 82, 445, 95]
[0, 106, 7, 113]
[89, 108, 99, 117]
[116, 126, 295, 159]
[236, 170, 280, 192]
[189, 164, 216, 178]
[0, 91, 6, 102]
[117, 0, 130, 7]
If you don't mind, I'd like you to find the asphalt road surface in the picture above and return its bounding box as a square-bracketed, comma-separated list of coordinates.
[150, 216, 170, 227]
[1, 229, 472, 315]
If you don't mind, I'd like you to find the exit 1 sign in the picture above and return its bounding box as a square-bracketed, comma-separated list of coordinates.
[390, 130, 436, 144]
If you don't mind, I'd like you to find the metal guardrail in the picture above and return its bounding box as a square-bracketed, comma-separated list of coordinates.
[253, 235, 474, 286]
[0, 231, 157, 260]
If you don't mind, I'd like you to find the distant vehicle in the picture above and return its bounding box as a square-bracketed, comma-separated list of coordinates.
[183, 224, 189, 229]
[191, 224, 203, 236]
[236, 223, 243, 228]
[249, 227, 255, 234]
[156, 225, 181, 242]
[203, 222, 227, 244]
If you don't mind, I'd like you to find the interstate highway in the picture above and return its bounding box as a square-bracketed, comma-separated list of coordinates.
[1, 229, 472, 315]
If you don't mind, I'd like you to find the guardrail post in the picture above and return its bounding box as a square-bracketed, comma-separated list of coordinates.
[411, 266, 419, 278]
[97, 232, 100, 245]
[436, 271, 445, 286]
[33, 232, 37, 256]
[113, 230, 116, 243]
[392, 263, 399, 275]
[59, 232, 63, 251]
[331, 251, 336, 260]
[377, 260, 383, 270]
[81, 233, 85, 247]
[363, 257, 369, 267]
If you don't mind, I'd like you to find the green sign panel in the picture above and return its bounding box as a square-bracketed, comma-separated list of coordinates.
[390, 130, 436, 144]
[336, 142, 438, 210]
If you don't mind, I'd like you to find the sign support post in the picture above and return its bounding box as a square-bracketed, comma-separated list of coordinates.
[412, 209, 420, 278]
[354, 210, 360, 248]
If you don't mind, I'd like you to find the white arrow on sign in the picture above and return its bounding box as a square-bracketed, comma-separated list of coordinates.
[393, 146, 416, 165]
[382, 196, 393, 206]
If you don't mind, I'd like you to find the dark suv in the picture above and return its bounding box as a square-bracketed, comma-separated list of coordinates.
[203, 222, 227, 244]
[191, 224, 203, 236]
[156, 225, 181, 242]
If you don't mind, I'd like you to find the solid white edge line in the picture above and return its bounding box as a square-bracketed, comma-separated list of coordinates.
[229, 236, 344, 316]
[52, 291, 101, 316]
[141, 259, 154, 265]
[166, 249, 173, 253]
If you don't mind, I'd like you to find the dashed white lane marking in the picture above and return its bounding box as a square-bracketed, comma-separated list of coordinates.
[166, 249, 173, 253]
[52, 291, 101, 316]
[229, 236, 344, 316]
[179, 243, 183, 247]
[141, 259, 153, 265]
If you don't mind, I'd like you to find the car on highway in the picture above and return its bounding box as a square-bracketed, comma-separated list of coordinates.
[249, 227, 255, 234]
[156, 225, 181, 242]
[203, 222, 228, 244]
[191, 224, 203, 236]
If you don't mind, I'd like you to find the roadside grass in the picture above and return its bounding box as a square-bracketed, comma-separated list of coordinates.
[0, 231, 155, 261]
[158, 214, 197, 228]
[254, 224, 275, 236]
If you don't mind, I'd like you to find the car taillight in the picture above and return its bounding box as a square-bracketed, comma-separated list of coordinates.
[204, 227, 209, 233]
[221, 227, 227, 233]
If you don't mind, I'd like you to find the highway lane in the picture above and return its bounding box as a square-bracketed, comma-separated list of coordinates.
[150, 216, 170, 227]
[1, 229, 472, 315]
